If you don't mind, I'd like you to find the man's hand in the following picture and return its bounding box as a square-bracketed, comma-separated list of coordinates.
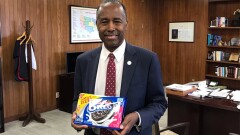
[112, 112, 139, 135]
[71, 111, 89, 131]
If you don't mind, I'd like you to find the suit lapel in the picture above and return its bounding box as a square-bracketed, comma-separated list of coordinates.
[87, 47, 101, 94]
[120, 44, 137, 97]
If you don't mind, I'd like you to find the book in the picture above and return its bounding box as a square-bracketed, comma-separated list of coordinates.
[234, 67, 238, 78]
[228, 53, 239, 62]
[207, 51, 213, 60]
[215, 51, 222, 61]
[223, 52, 230, 61]
[215, 66, 219, 76]
[219, 17, 227, 27]
[238, 68, 240, 79]
[227, 66, 236, 78]
[212, 35, 218, 46]
[207, 34, 213, 45]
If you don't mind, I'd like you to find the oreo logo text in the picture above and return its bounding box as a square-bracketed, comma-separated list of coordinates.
[88, 100, 114, 112]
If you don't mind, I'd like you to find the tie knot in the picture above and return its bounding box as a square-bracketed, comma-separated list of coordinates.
[109, 53, 115, 59]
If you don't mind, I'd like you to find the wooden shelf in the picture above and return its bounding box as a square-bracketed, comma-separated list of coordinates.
[208, 27, 240, 30]
[206, 60, 240, 65]
[207, 46, 240, 49]
[209, 0, 239, 2]
[206, 74, 240, 81]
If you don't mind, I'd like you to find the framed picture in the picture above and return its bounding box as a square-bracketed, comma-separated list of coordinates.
[169, 22, 195, 42]
[70, 5, 102, 44]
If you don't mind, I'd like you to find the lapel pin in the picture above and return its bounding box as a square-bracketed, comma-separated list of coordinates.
[127, 61, 132, 65]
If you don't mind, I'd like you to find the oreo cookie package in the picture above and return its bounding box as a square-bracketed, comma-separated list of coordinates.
[74, 93, 126, 130]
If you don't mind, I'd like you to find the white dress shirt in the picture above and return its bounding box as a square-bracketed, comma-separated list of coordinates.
[94, 40, 126, 96]
[94, 40, 141, 133]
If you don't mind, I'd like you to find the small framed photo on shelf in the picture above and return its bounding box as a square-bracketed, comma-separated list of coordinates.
[169, 22, 195, 42]
[230, 37, 240, 46]
[69, 5, 102, 44]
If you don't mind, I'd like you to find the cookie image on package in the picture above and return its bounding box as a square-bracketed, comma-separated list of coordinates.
[90, 100, 115, 124]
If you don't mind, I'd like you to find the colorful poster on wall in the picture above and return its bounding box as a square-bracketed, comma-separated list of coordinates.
[70, 6, 102, 43]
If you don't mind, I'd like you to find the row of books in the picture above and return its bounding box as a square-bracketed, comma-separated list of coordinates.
[210, 17, 228, 27]
[215, 66, 240, 79]
[207, 34, 240, 47]
[207, 51, 240, 62]
[207, 34, 222, 46]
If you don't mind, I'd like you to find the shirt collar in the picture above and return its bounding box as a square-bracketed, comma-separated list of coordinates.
[101, 40, 126, 62]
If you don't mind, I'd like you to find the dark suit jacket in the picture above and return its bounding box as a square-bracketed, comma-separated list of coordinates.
[73, 43, 167, 135]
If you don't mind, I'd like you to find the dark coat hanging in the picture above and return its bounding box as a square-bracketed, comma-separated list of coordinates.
[13, 38, 28, 81]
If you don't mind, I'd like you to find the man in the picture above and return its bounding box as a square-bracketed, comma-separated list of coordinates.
[71, 0, 167, 134]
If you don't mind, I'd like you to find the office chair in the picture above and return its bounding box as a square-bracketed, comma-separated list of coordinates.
[153, 122, 190, 135]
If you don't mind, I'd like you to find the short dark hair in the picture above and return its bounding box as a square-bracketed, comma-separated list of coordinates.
[96, 0, 127, 20]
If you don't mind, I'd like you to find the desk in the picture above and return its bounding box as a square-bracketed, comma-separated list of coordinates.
[167, 94, 240, 135]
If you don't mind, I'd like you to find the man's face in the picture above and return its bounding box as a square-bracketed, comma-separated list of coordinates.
[96, 3, 127, 52]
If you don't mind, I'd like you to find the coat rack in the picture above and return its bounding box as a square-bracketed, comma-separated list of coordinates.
[19, 20, 45, 127]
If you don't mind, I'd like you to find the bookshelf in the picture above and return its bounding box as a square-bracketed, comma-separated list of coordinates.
[206, 0, 240, 90]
